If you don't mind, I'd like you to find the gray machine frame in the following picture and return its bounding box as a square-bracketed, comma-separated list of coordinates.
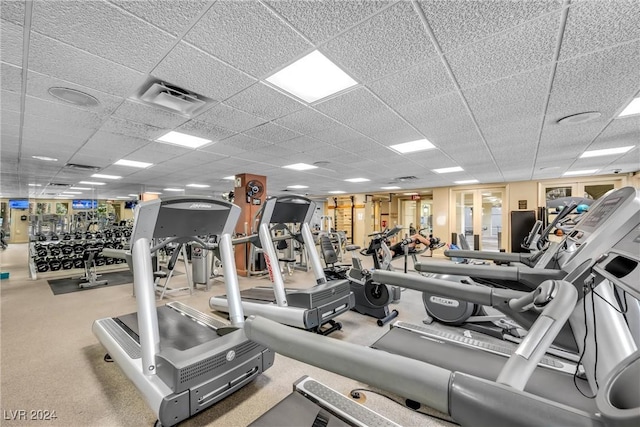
[239, 188, 640, 427]
[93, 197, 273, 426]
[210, 195, 354, 334]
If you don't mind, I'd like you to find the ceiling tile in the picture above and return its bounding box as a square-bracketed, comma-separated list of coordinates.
[113, 99, 188, 129]
[396, 92, 477, 142]
[225, 83, 304, 120]
[196, 102, 266, 133]
[243, 122, 301, 143]
[185, 1, 312, 77]
[175, 120, 236, 144]
[560, 0, 640, 60]
[1, 19, 23, 66]
[419, 0, 563, 52]
[1, 62, 22, 93]
[322, 1, 436, 83]
[1, 1, 25, 25]
[266, 0, 391, 44]
[1, 90, 21, 112]
[100, 116, 164, 140]
[32, 1, 176, 72]
[464, 65, 551, 128]
[28, 33, 144, 96]
[367, 57, 455, 108]
[152, 41, 256, 102]
[593, 116, 640, 147]
[547, 42, 640, 121]
[110, 0, 210, 36]
[446, 12, 560, 89]
[273, 108, 338, 135]
[315, 87, 389, 125]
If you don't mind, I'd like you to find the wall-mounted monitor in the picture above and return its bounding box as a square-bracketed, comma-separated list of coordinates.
[72, 199, 98, 209]
[124, 201, 137, 209]
[9, 199, 29, 209]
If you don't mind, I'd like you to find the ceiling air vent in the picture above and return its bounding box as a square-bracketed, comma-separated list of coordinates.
[47, 183, 71, 187]
[137, 79, 208, 116]
[392, 176, 418, 182]
[65, 163, 101, 172]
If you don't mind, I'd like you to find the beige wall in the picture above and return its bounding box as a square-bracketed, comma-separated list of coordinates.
[9, 209, 30, 243]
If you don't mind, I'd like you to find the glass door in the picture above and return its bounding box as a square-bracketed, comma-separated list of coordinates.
[453, 188, 505, 251]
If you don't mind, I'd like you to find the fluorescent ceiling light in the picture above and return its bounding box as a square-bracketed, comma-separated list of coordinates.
[283, 163, 318, 171]
[381, 186, 401, 190]
[28, 184, 42, 187]
[163, 188, 184, 192]
[455, 180, 480, 184]
[156, 131, 211, 149]
[580, 146, 634, 158]
[328, 190, 346, 194]
[70, 187, 90, 190]
[223, 176, 236, 180]
[563, 169, 598, 176]
[389, 139, 435, 154]
[91, 173, 121, 180]
[186, 183, 210, 188]
[62, 191, 82, 194]
[344, 178, 370, 183]
[128, 194, 138, 197]
[32, 155, 58, 161]
[266, 50, 357, 103]
[114, 159, 153, 168]
[433, 166, 464, 174]
[116, 196, 131, 199]
[79, 181, 106, 186]
[146, 191, 162, 195]
[287, 185, 309, 189]
[618, 97, 640, 117]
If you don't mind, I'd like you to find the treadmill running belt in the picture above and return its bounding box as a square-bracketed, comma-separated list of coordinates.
[116, 306, 220, 351]
[372, 327, 597, 413]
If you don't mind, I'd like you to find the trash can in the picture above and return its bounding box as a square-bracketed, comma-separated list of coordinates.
[191, 243, 210, 285]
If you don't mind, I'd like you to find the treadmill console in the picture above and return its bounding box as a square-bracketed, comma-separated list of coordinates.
[592, 225, 640, 300]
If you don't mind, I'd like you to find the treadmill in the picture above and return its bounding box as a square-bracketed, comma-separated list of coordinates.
[240, 219, 640, 426]
[93, 197, 274, 427]
[210, 195, 355, 335]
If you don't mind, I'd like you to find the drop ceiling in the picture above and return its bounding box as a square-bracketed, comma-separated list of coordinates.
[1, 0, 638, 200]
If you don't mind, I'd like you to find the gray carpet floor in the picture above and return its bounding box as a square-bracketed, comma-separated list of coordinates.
[1, 243, 457, 427]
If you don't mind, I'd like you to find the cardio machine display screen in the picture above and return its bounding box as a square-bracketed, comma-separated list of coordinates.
[270, 201, 310, 224]
[580, 196, 622, 230]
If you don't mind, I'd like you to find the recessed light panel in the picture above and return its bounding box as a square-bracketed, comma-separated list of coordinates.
[70, 187, 90, 190]
[32, 155, 58, 162]
[28, 184, 42, 187]
[283, 163, 318, 171]
[328, 190, 346, 194]
[266, 50, 357, 103]
[116, 196, 131, 199]
[156, 131, 211, 148]
[163, 188, 184, 192]
[381, 186, 401, 190]
[618, 97, 640, 117]
[186, 183, 210, 188]
[114, 159, 153, 168]
[344, 178, 370, 183]
[433, 166, 464, 174]
[79, 181, 106, 186]
[287, 185, 309, 189]
[146, 191, 162, 195]
[580, 146, 634, 158]
[62, 191, 82, 194]
[454, 180, 479, 184]
[91, 174, 122, 180]
[223, 176, 236, 180]
[563, 169, 598, 176]
[389, 139, 435, 154]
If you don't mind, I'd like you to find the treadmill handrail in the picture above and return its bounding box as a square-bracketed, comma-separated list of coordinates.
[244, 315, 452, 413]
[443, 249, 532, 264]
[497, 280, 578, 390]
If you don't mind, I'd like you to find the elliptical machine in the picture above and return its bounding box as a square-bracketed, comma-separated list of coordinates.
[318, 234, 398, 326]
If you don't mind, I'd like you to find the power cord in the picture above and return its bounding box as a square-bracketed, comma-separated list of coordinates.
[349, 388, 459, 425]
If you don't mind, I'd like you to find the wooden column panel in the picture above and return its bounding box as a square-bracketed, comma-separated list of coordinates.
[233, 174, 267, 277]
